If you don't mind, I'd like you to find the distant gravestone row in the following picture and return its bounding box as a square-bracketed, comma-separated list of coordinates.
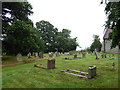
[16, 52, 44, 62]
[27, 52, 43, 58]
[48, 52, 61, 58]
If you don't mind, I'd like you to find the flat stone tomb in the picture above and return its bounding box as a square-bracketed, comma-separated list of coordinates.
[61, 66, 96, 79]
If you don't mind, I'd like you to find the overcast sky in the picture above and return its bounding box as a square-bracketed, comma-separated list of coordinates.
[27, 0, 106, 50]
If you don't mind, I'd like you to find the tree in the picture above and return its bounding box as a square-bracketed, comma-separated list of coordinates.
[2, 2, 33, 33]
[36, 20, 79, 52]
[3, 20, 44, 55]
[101, 1, 120, 49]
[60, 29, 71, 38]
[55, 29, 78, 52]
[90, 35, 102, 52]
[36, 20, 58, 52]
[2, 2, 44, 55]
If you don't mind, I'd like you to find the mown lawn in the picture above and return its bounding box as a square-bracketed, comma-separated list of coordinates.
[2, 53, 119, 88]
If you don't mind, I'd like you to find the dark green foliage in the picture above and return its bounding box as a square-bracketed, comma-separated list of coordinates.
[36, 20, 58, 52]
[90, 35, 102, 52]
[36, 20, 79, 53]
[2, 2, 44, 55]
[3, 20, 44, 55]
[104, 2, 120, 49]
[2, 2, 78, 55]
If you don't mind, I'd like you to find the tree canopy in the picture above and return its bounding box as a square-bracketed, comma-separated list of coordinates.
[2, 2, 79, 55]
[36, 20, 79, 53]
[2, 2, 44, 55]
[90, 35, 102, 52]
[102, 0, 120, 49]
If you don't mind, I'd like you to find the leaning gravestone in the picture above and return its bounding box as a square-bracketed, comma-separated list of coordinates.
[17, 53, 22, 62]
[94, 51, 99, 59]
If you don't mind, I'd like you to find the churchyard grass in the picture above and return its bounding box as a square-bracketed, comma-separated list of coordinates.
[2, 53, 118, 88]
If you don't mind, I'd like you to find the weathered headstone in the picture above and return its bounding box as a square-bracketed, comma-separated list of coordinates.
[35, 52, 38, 57]
[32, 52, 35, 56]
[17, 53, 22, 62]
[3, 52, 6, 55]
[49, 52, 53, 57]
[39, 52, 43, 58]
[82, 52, 86, 58]
[47, 59, 55, 69]
[27, 52, 32, 58]
[88, 66, 96, 79]
[55, 52, 59, 57]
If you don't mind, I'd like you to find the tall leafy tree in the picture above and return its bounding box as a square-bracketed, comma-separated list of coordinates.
[2, 2, 33, 33]
[36, 20, 58, 52]
[2, 2, 44, 55]
[90, 35, 102, 52]
[36, 20, 79, 52]
[3, 20, 44, 55]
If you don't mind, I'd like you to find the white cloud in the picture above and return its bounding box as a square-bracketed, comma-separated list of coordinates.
[28, 0, 106, 49]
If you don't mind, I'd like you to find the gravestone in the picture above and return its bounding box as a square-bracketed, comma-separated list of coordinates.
[101, 54, 106, 58]
[90, 52, 92, 55]
[95, 51, 99, 59]
[82, 52, 86, 58]
[55, 52, 59, 57]
[49, 52, 53, 57]
[27, 52, 32, 58]
[47, 59, 55, 69]
[35, 52, 38, 57]
[17, 53, 22, 62]
[39, 52, 43, 58]
[88, 66, 96, 79]
[3, 52, 6, 55]
[32, 52, 35, 56]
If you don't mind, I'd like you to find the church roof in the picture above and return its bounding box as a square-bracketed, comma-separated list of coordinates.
[103, 28, 112, 39]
